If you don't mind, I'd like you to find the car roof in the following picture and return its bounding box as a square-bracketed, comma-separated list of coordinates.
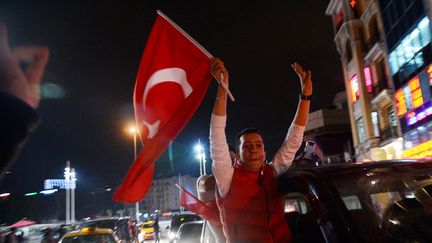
[179, 221, 204, 226]
[63, 227, 114, 237]
[286, 159, 432, 177]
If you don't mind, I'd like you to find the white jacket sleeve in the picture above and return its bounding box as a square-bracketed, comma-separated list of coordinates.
[209, 114, 233, 198]
[272, 123, 305, 176]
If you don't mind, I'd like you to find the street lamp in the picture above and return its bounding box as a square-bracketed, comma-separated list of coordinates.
[194, 139, 206, 176]
[125, 124, 141, 222]
[64, 161, 77, 224]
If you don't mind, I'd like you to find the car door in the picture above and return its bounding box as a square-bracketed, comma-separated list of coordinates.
[281, 173, 351, 243]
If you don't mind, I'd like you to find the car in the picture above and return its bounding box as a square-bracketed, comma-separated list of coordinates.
[168, 213, 202, 243]
[59, 227, 120, 243]
[77, 217, 130, 242]
[174, 221, 204, 243]
[280, 159, 432, 243]
[138, 220, 154, 241]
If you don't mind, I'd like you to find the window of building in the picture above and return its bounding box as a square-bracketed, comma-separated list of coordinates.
[336, 8, 344, 31]
[404, 129, 420, 149]
[364, 66, 373, 93]
[375, 57, 388, 89]
[350, 0, 366, 18]
[388, 17, 431, 75]
[379, 0, 426, 50]
[427, 122, 432, 140]
[369, 16, 380, 44]
[372, 112, 380, 137]
[357, 118, 366, 143]
[350, 74, 360, 102]
[387, 106, 398, 128]
[418, 126, 429, 143]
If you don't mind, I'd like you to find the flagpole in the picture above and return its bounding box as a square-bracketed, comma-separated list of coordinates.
[157, 10, 212, 58]
[156, 10, 235, 101]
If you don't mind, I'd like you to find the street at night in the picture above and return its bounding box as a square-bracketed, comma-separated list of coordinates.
[1, 0, 432, 242]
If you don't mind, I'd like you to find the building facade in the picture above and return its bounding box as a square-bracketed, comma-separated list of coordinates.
[304, 91, 354, 163]
[378, 0, 432, 158]
[140, 175, 198, 213]
[326, 0, 405, 161]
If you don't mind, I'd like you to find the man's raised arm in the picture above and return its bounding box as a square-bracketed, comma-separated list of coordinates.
[273, 63, 312, 175]
[209, 58, 233, 198]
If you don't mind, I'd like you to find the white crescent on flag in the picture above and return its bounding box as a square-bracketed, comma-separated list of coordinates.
[140, 67, 193, 139]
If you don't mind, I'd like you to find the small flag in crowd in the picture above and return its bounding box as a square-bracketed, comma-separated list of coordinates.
[177, 184, 222, 226]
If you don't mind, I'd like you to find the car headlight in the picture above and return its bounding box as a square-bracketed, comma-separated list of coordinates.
[168, 231, 176, 240]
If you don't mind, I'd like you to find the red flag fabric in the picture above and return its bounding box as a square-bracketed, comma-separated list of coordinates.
[113, 13, 212, 203]
[177, 184, 221, 227]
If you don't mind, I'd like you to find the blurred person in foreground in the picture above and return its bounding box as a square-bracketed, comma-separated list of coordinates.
[196, 144, 235, 243]
[0, 23, 49, 180]
[209, 58, 312, 242]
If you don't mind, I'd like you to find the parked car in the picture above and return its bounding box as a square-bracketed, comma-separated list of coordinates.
[281, 159, 432, 243]
[77, 217, 130, 242]
[59, 227, 120, 243]
[168, 213, 202, 243]
[174, 221, 204, 243]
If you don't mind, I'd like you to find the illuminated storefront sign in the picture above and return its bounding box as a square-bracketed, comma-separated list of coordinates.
[394, 63, 432, 121]
[350, 74, 359, 103]
[403, 140, 432, 158]
[364, 67, 373, 93]
[395, 89, 407, 117]
[406, 105, 432, 126]
[349, 67, 373, 103]
[408, 77, 423, 109]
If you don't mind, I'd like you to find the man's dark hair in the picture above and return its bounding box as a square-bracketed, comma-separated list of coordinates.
[228, 143, 235, 152]
[235, 127, 262, 152]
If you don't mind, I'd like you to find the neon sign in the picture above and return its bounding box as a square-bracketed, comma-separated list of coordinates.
[408, 77, 424, 108]
[405, 103, 432, 126]
[394, 63, 432, 117]
[350, 0, 357, 8]
[395, 89, 407, 116]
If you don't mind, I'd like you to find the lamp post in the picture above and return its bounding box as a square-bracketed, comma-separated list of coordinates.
[64, 162, 70, 224]
[194, 139, 206, 176]
[64, 161, 77, 224]
[126, 125, 140, 222]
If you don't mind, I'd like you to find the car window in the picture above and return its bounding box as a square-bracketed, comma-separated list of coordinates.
[326, 164, 432, 242]
[62, 234, 116, 243]
[79, 220, 116, 230]
[285, 192, 310, 214]
[171, 215, 202, 230]
[284, 186, 326, 243]
[142, 223, 154, 229]
[178, 222, 203, 241]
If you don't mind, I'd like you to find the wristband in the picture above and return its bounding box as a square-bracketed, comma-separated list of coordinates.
[299, 93, 312, 100]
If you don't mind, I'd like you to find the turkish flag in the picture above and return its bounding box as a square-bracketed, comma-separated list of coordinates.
[113, 12, 212, 203]
[178, 184, 222, 227]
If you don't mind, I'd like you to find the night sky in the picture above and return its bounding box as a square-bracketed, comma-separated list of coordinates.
[0, 1, 343, 198]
